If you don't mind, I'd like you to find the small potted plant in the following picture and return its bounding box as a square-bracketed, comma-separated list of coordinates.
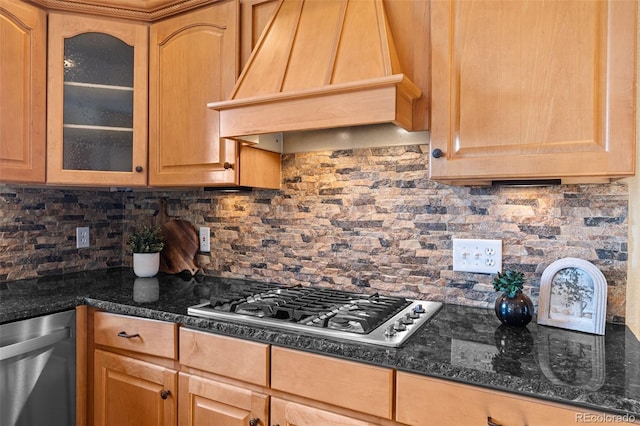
[493, 270, 534, 326]
[128, 225, 165, 277]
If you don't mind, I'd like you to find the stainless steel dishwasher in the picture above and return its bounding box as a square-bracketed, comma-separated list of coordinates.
[0, 310, 76, 426]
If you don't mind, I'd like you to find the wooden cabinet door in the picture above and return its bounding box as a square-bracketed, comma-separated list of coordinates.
[178, 373, 268, 426]
[149, 0, 239, 187]
[270, 398, 379, 426]
[47, 12, 148, 186]
[0, 0, 46, 183]
[94, 349, 177, 426]
[429, 0, 636, 184]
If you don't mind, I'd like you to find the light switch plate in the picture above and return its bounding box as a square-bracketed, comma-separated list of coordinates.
[452, 238, 502, 274]
[199, 227, 211, 252]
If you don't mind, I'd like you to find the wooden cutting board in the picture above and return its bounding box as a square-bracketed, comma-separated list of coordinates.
[157, 199, 200, 276]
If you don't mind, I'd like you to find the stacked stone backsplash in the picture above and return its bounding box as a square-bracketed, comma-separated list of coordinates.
[0, 186, 124, 280]
[0, 144, 629, 322]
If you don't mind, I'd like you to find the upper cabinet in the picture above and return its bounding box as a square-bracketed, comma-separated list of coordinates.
[0, 0, 47, 183]
[46, 12, 148, 186]
[148, 0, 239, 187]
[429, 0, 637, 184]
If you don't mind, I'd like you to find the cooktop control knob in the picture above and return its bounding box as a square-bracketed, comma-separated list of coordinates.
[385, 325, 397, 337]
[408, 310, 420, 319]
[393, 320, 407, 332]
[401, 313, 414, 325]
[413, 304, 426, 314]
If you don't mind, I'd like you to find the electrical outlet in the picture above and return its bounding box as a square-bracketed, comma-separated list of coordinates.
[76, 227, 90, 249]
[452, 238, 502, 274]
[199, 227, 211, 252]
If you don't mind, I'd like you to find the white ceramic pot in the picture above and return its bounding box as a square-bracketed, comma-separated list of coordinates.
[133, 252, 160, 277]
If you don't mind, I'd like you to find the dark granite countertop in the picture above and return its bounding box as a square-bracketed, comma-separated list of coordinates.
[2, 268, 639, 419]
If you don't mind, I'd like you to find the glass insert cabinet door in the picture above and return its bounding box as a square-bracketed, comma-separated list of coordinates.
[47, 13, 148, 186]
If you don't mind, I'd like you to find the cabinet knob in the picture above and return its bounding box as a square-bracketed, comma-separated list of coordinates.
[248, 418, 260, 426]
[431, 148, 444, 159]
[160, 390, 171, 400]
[135, 166, 143, 173]
[117, 331, 140, 339]
[223, 162, 234, 170]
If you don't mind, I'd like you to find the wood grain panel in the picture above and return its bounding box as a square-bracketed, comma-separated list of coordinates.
[429, 0, 636, 182]
[239, 145, 280, 189]
[0, 0, 46, 183]
[46, 13, 148, 186]
[271, 397, 380, 426]
[240, 0, 279, 70]
[179, 328, 270, 386]
[94, 312, 178, 359]
[148, 1, 239, 186]
[271, 346, 394, 420]
[178, 373, 269, 426]
[396, 372, 639, 426]
[94, 349, 177, 426]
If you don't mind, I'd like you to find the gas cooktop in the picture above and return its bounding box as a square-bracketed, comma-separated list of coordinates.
[187, 282, 441, 347]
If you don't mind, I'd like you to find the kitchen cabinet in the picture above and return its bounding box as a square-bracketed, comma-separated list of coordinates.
[395, 372, 637, 426]
[1, 0, 278, 189]
[429, 0, 637, 184]
[149, 0, 246, 187]
[179, 328, 270, 426]
[92, 312, 179, 426]
[270, 346, 395, 422]
[0, 0, 46, 183]
[178, 373, 268, 426]
[270, 398, 381, 426]
[94, 350, 177, 426]
[46, 12, 148, 186]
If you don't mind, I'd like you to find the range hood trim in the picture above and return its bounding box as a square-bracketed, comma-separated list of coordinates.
[210, 74, 421, 138]
[208, 0, 423, 138]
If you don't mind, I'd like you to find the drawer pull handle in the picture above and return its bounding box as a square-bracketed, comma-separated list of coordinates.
[249, 418, 260, 426]
[160, 390, 171, 400]
[487, 417, 503, 426]
[117, 331, 140, 339]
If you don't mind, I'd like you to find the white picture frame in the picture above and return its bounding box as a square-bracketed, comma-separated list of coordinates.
[538, 258, 607, 335]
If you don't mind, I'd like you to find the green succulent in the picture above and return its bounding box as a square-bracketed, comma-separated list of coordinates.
[128, 225, 165, 253]
[492, 270, 526, 298]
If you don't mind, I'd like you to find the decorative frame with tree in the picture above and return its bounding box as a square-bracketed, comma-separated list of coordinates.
[538, 258, 607, 335]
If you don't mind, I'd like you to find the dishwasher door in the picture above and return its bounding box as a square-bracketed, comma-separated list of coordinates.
[0, 310, 76, 426]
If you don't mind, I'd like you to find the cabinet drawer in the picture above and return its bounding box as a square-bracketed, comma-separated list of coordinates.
[179, 328, 270, 386]
[93, 312, 177, 359]
[271, 347, 394, 420]
[396, 372, 635, 426]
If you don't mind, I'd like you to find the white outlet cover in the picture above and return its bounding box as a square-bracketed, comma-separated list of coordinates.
[199, 227, 211, 252]
[452, 238, 502, 274]
[76, 227, 90, 249]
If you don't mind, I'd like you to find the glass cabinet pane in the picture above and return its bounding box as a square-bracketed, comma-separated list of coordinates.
[64, 32, 133, 87]
[62, 32, 134, 172]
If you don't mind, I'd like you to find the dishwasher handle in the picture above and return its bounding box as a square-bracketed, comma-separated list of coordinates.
[0, 327, 71, 361]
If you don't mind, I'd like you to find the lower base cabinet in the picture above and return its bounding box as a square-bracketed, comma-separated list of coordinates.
[270, 398, 380, 426]
[94, 349, 177, 426]
[396, 372, 637, 426]
[178, 373, 269, 426]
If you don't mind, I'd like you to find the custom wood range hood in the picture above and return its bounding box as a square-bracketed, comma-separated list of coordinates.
[208, 0, 423, 139]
